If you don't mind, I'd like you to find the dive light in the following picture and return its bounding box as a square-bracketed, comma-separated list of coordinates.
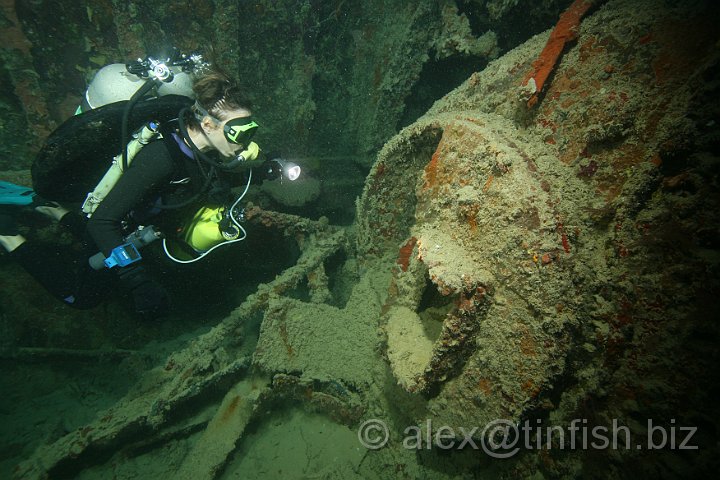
[267, 159, 301, 182]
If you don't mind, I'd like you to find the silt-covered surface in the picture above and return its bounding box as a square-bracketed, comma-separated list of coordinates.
[356, 0, 720, 475]
[1, 0, 719, 478]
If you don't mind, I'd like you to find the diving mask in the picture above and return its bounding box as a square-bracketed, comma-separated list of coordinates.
[224, 117, 259, 147]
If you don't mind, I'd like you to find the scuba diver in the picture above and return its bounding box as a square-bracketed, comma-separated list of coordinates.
[0, 57, 295, 318]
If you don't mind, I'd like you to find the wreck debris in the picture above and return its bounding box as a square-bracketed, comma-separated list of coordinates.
[253, 293, 379, 392]
[521, 0, 602, 107]
[4, 0, 720, 476]
[14, 221, 348, 479]
[357, 2, 720, 471]
[432, 3, 499, 60]
[415, 285, 490, 394]
[369, 111, 572, 426]
[0, 0, 56, 143]
[175, 377, 271, 480]
[0, 347, 146, 363]
[269, 374, 365, 426]
[243, 205, 339, 237]
[14, 357, 251, 479]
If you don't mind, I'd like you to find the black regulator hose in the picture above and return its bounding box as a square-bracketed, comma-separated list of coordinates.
[151, 107, 216, 210]
[136, 106, 252, 210]
[121, 79, 158, 171]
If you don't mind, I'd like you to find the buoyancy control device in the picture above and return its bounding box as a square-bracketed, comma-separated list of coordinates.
[33, 50, 202, 201]
[31, 95, 193, 202]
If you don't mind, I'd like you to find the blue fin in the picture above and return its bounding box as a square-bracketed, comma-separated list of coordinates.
[0, 180, 36, 206]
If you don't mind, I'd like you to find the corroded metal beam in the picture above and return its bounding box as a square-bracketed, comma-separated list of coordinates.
[14, 227, 347, 479]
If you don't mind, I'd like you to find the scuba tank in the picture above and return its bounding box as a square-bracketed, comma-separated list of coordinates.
[78, 62, 195, 113]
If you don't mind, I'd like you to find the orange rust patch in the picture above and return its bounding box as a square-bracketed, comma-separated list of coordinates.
[522, 379, 542, 399]
[220, 396, 242, 423]
[522, 0, 596, 107]
[520, 334, 537, 357]
[478, 378, 492, 396]
[561, 233, 571, 253]
[397, 237, 418, 272]
[374, 162, 386, 178]
[279, 322, 294, 358]
[482, 175, 494, 193]
[543, 70, 600, 112]
[464, 210, 478, 233]
[463, 116, 486, 127]
[578, 36, 602, 62]
[424, 142, 443, 189]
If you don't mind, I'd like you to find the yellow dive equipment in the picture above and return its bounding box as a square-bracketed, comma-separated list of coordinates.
[182, 205, 240, 252]
[82, 122, 162, 217]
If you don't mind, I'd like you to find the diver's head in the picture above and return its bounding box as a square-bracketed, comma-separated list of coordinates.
[185, 72, 258, 160]
[196, 107, 256, 159]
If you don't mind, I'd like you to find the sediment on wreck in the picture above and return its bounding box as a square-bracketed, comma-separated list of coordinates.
[3, 0, 720, 477]
[355, 0, 720, 475]
[13, 211, 357, 479]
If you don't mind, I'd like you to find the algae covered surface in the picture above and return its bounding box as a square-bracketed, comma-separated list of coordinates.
[2, 0, 720, 478]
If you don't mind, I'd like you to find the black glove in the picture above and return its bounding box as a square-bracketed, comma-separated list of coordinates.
[260, 159, 283, 182]
[117, 265, 170, 318]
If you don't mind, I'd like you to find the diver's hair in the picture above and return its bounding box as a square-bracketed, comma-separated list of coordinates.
[186, 70, 253, 128]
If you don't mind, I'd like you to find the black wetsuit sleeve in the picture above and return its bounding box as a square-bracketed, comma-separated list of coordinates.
[87, 140, 176, 256]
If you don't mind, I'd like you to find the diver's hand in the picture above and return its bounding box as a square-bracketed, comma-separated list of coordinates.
[117, 265, 170, 318]
[261, 159, 283, 181]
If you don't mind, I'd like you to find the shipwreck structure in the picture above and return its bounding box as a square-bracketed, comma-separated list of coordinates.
[1, 0, 718, 478]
